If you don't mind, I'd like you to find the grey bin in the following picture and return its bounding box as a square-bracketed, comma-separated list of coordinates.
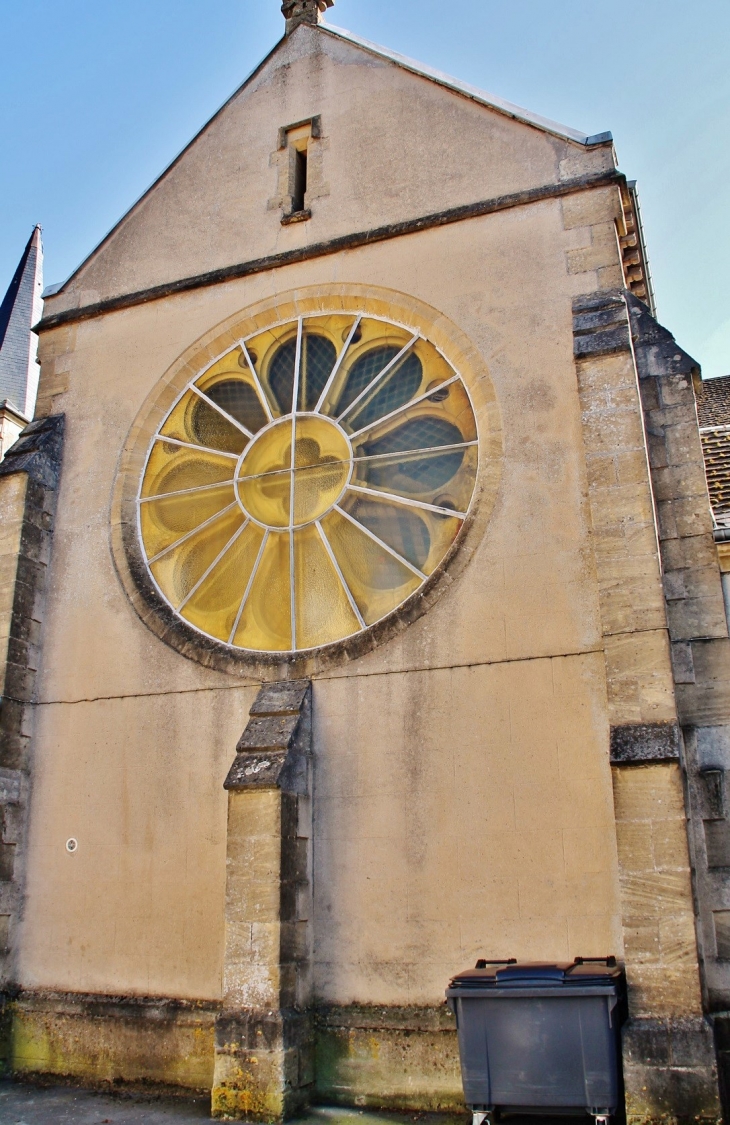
[446, 958, 627, 1125]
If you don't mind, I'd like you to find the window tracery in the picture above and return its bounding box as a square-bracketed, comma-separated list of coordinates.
[138, 313, 479, 653]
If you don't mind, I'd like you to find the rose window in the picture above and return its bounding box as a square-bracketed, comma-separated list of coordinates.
[138, 314, 479, 652]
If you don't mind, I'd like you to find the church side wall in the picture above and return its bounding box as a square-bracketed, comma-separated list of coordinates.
[9, 196, 628, 1100]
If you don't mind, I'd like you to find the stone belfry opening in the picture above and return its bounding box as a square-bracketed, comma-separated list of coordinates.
[0, 0, 727, 1122]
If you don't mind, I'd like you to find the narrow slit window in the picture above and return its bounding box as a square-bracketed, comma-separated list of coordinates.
[278, 116, 320, 224]
[292, 147, 308, 214]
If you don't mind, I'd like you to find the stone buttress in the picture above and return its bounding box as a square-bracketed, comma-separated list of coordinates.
[212, 680, 314, 1121]
[573, 283, 730, 1123]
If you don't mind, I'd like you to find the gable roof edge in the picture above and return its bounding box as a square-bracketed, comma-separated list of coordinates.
[46, 20, 614, 302]
[44, 35, 289, 300]
[321, 23, 610, 147]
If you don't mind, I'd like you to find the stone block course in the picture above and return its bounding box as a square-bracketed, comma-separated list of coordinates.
[666, 597, 727, 643]
[5, 994, 217, 1093]
[561, 185, 623, 231]
[651, 464, 709, 504]
[623, 1017, 720, 1123]
[597, 264, 626, 290]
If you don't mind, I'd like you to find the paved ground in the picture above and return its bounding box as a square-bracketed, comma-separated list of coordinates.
[0, 1087, 468, 1125]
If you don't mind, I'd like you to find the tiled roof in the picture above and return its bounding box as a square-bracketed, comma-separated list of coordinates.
[698, 375, 730, 428]
[697, 376, 730, 526]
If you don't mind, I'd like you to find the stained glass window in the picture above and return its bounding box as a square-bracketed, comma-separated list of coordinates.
[138, 313, 479, 653]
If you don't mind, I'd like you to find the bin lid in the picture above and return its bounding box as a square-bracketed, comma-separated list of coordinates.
[448, 958, 624, 989]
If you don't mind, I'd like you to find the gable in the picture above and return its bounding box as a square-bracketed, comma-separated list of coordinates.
[45, 22, 615, 314]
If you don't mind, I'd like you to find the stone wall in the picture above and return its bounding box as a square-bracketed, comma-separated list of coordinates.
[0, 416, 64, 1006]
[572, 289, 721, 1122]
[628, 295, 730, 1116]
[6, 993, 216, 1093]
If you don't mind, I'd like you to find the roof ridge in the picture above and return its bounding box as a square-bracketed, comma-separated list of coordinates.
[321, 22, 609, 146]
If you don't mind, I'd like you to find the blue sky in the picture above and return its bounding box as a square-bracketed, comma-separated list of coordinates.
[2, 0, 729, 376]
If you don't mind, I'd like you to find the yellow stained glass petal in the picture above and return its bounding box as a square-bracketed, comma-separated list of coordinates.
[353, 445, 478, 513]
[339, 496, 430, 572]
[238, 419, 292, 479]
[233, 531, 292, 651]
[245, 323, 299, 418]
[140, 483, 236, 560]
[340, 493, 463, 577]
[434, 380, 478, 443]
[150, 506, 246, 609]
[195, 371, 268, 435]
[141, 442, 235, 499]
[325, 318, 415, 419]
[196, 348, 248, 384]
[293, 524, 360, 649]
[159, 389, 248, 455]
[357, 380, 477, 445]
[292, 462, 347, 525]
[238, 468, 291, 529]
[321, 509, 420, 626]
[181, 522, 265, 642]
[299, 314, 359, 412]
[294, 415, 350, 467]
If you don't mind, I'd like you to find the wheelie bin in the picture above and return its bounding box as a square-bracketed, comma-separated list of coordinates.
[446, 957, 627, 1125]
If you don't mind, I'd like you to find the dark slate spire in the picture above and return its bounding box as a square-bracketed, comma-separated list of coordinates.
[0, 226, 44, 419]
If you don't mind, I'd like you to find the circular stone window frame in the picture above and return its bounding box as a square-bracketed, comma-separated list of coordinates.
[111, 284, 504, 678]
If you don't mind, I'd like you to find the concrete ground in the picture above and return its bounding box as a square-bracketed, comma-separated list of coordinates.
[0, 1085, 589, 1125]
[0, 1087, 468, 1125]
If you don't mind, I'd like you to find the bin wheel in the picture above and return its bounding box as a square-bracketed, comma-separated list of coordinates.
[593, 1115, 610, 1125]
[471, 1112, 492, 1125]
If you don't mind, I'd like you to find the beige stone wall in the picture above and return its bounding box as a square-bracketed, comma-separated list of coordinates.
[18, 686, 257, 999]
[313, 653, 620, 1003]
[18, 12, 642, 1014]
[22, 189, 626, 1003]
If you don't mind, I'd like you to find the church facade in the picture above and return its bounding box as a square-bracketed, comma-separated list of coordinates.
[1, 2, 730, 1121]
